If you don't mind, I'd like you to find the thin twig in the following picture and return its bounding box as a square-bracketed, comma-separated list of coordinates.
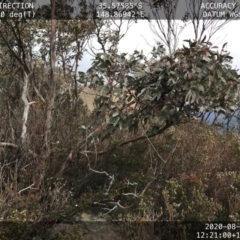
[144, 131, 166, 163]
[89, 166, 115, 195]
[0, 142, 38, 157]
[18, 183, 38, 194]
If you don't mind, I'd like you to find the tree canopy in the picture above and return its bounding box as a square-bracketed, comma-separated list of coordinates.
[86, 39, 240, 145]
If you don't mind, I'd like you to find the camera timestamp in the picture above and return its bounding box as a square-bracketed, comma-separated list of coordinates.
[197, 231, 240, 238]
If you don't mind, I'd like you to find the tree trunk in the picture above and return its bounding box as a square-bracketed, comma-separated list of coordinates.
[21, 71, 34, 147]
[45, 0, 56, 149]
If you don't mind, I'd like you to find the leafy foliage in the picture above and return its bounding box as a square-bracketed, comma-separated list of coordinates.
[86, 40, 240, 137]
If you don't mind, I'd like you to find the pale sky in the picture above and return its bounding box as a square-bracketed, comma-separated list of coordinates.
[80, 20, 240, 72]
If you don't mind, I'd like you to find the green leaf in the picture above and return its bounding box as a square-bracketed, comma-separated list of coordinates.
[197, 84, 204, 92]
[191, 91, 196, 103]
[133, 71, 146, 79]
[217, 70, 222, 78]
[220, 77, 226, 84]
[137, 88, 147, 97]
[112, 111, 119, 117]
[190, 41, 197, 47]
[230, 105, 237, 111]
[185, 90, 192, 102]
[222, 42, 227, 49]
[196, 67, 202, 73]
[199, 106, 205, 112]
[109, 116, 120, 126]
[208, 75, 214, 86]
[225, 55, 233, 60]
[201, 35, 206, 43]
[127, 95, 133, 102]
[199, 96, 205, 104]
[113, 87, 121, 94]
[78, 71, 85, 76]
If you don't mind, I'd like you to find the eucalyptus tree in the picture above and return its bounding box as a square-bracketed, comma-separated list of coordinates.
[0, 0, 96, 150]
[148, 0, 237, 54]
[86, 40, 240, 151]
[0, 0, 97, 196]
[146, 0, 239, 130]
[0, 19, 38, 148]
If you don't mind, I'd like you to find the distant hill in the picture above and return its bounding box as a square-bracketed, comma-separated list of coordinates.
[79, 87, 96, 112]
[79, 87, 240, 132]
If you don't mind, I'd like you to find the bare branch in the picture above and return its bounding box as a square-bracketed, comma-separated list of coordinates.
[148, 0, 183, 54]
[185, 0, 233, 42]
[21, 71, 33, 147]
[95, 200, 132, 216]
[33, 86, 46, 103]
[0, 142, 19, 148]
[0, 142, 38, 157]
[18, 183, 38, 195]
[88, 165, 115, 195]
[102, 205, 118, 215]
[124, 178, 138, 186]
[144, 131, 166, 163]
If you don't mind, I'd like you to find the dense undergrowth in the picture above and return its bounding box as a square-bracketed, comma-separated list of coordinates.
[1, 97, 240, 239]
[80, 122, 240, 222]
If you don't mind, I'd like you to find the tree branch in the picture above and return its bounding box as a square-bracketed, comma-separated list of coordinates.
[0, 142, 38, 157]
[18, 183, 38, 194]
[118, 122, 172, 147]
[81, 123, 172, 156]
[21, 71, 32, 146]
